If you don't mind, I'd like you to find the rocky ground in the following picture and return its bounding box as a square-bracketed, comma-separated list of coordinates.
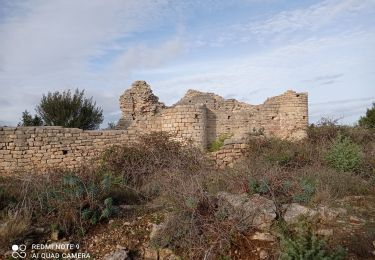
[2, 195, 375, 260]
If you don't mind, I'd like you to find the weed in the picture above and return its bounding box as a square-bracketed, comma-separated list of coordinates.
[326, 134, 363, 172]
[0, 209, 31, 249]
[292, 178, 316, 204]
[280, 221, 346, 260]
[248, 178, 269, 195]
[209, 133, 233, 152]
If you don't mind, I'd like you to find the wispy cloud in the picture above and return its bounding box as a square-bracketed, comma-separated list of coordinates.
[0, 0, 374, 126]
[303, 73, 344, 86]
[311, 97, 375, 106]
[193, 0, 375, 47]
[311, 73, 343, 82]
[112, 38, 186, 73]
[244, 0, 374, 34]
[0, 0, 184, 125]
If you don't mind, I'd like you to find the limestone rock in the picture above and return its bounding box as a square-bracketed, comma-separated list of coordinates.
[217, 192, 276, 230]
[103, 249, 128, 260]
[282, 203, 318, 224]
[259, 249, 269, 259]
[250, 231, 276, 242]
[315, 228, 333, 236]
[159, 248, 180, 260]
[317, 205, 347, 222]
[149, 223, 163, 241]
[349, 216, 366, 225]
[144, 247, 158, 259]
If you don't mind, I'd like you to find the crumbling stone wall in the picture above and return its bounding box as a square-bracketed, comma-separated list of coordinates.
[209, 140, 249, 169]
[118, 81, 308, 148]
[0, 80, 308, 175]
[0, 126, 136, 175]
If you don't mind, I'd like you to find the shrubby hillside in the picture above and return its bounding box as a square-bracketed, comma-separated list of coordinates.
[0, 120, 374, 259]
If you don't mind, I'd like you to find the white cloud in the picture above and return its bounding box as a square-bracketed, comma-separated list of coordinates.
[148, 30, 375, 123]
[0, 0, 171, 75]
[245, 0, 374, 34]
[0, 0, 373, 127]
[193, 0, 375, 47]
[0, 0, 183, 126]
[112, 38, 186, 73]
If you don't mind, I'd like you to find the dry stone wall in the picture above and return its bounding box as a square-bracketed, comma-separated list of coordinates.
[209, 140, 249, 169]
[0, 126, 136, 175]
[0, 80, 308, 175]
[118, 81, 308, 148]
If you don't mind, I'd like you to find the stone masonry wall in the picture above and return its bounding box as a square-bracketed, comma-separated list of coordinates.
[161, 104, 207, 147]
[0, 80, 308, 175]
[209, 141, 249, 169]
[118, 81, 308, 148]
[0, 126, 136, 175]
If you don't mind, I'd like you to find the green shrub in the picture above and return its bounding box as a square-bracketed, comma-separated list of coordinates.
[248, 127, 264, 136]
[35, 170, 121, 235]
[358, 102, 375, 129]
[280, 222, 346, 260]
[209, 133, 232, 152]
[248, 178, 269, 194]
[325, 134, 363, 172]
[292, 178, 316, 204]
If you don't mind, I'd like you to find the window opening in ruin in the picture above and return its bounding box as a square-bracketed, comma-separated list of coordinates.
[62, 150, 68, 155]
[227, 115, 231, 119]
[195, 114, 199, 119]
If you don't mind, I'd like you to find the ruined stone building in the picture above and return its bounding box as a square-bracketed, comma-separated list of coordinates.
[0, 80, 308, 174]
[117, 80, 308, 148]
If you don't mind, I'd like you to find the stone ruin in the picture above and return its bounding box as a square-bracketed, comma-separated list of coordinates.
[117, 80, 308, 148]
[0, 80, 308, 174]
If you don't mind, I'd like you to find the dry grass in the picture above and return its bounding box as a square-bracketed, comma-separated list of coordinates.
[0, 209, 31, 250]
[0, 126, 374, 258]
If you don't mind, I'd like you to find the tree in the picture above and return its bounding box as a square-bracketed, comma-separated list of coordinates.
[18, 110, 43, 126]
[358, 102, 375, 129]
[106, 122, 116, 130]
[35, 89, 103, 130]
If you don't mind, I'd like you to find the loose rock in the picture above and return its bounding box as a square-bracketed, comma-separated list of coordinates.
[103, 249, 128, 260]
[217, 192, 276, 231]
[250, 232, 275, 242]
[315, 228, 333, 236]
[349, 216, 366, 225]
[259, 249, 268, 259]
[282, 203, 318, 224]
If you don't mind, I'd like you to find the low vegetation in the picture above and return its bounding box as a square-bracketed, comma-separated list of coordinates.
[279, 221, 346, 260]
[209, 133, 233, 152]
[0, 121, 374, 258]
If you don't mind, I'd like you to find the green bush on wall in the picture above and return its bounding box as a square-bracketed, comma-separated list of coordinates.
[209, 133, 232, 152]
[325, 134, 363, 172]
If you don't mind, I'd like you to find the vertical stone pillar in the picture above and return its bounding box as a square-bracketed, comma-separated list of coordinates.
[279, 91, 308, 140]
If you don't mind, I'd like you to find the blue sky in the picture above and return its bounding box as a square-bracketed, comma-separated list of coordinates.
[0, 0, 374, 127]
